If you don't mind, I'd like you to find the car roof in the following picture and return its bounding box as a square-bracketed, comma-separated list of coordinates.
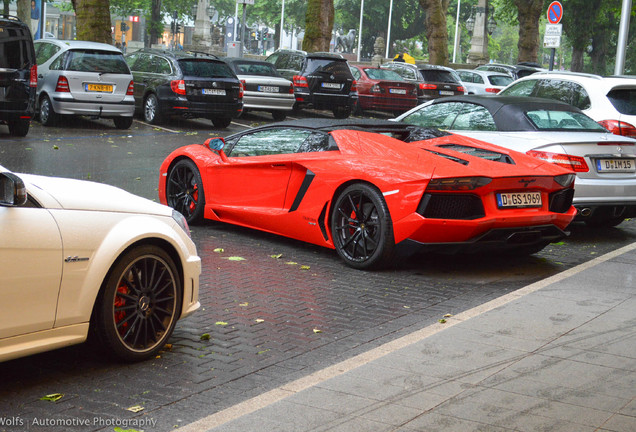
[456, 69, 511, 77]
[131, 48, 220, 60]
[520, 71, 636, 87]
[35, 39, 122, 52]
[229, 118, 450, 142]
[0, 15, 29, 29]
[427, 95, 582, 131]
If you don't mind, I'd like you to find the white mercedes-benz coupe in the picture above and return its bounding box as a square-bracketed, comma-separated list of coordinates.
[0, 166, 200, 362]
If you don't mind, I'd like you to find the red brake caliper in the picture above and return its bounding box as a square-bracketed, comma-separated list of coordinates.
[190, 184, 198, 212]
[114, 283, 129, 336]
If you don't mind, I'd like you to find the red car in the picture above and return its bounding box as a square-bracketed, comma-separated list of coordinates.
[159, 120, 577, 269]
[349, 65, 418, 114]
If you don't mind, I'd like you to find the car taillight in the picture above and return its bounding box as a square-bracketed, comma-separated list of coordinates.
[526, 150, 589, 172]
[370, 84, 382, 93]
[288, 85, 294, 94]
[239, 81, 244, 98]
[29, 64, 37, 87]
[170, 79, 186, 95]
[485, 87, 500, 93]
[126, 80, 134, 96]
[555, 173, 576, 187]
[55, 76, 70, 92]
[351, 79, 357, 92]
[420, 83, 437, 90]
[457, 85, 466, 93]
[597, 119, 636, 137]
[293, 75, 308, 88]
[427, 177, 492, 191]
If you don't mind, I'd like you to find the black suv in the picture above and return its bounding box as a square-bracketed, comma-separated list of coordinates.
[265, 49, 357, 118]
[0, 15, 36, 136]
[381, 62, 464, 104]
[124, 49, 243, 128]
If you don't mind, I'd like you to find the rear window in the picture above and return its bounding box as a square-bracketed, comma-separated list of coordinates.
[420, 70, 459, 84]
[607, 89, 636, 115]
[179, 59, 235, 78]
[65, 50, 129, 74]
[0, 29, 33, 69]
[364, 68, 403, 81]
[233, 61, 279, 77]
[489, 75, 513, 86]
[305, 58, 352, 78]
[525, 110, 607, 131]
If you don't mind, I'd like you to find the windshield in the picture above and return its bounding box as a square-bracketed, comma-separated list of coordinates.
[526, 110, 608, 131]
[305, 58, 351, 77]
[179, 59, 235, 78]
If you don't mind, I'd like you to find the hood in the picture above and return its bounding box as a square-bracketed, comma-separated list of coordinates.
[22, 173, 172, 216]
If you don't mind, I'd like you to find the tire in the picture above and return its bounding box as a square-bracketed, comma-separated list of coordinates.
[114, 116, 133, 129]
[333, 105, 351, 119]
[92, 245, 182, 362]
[271, 110, 287, 121]
[8, 119, 30, 137]
[166, 159, 205, 224]
[212, 117, 232, 128]
[143, 93, 163, 125]
[39, 95, 57, 126]
[330, 183, 395, 269]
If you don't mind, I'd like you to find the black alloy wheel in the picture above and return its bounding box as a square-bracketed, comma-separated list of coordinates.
[93, 245, 182, 362]
[166, 159, 205, 224]
[330, 183, 394, 269]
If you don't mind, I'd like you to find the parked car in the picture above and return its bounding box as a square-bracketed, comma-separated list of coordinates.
[456, 69, 513, 94]
[158, 119, 576, 270]
[381, 61, 465, 104]
[124, 49, 243, 128]
[349, 65, 417, 115]
[265, 49, 357, 118]
[0, 15, 37, 136]
[394, 95, 636, 227]
[476, 63, 542, 80]
[498, 72, 636, 138]
[223, 57, 294, 121]
[0, 165, 200, 362]
[33, 39, 134, 129]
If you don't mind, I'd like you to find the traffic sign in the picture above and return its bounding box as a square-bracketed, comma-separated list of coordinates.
[547, 1, 563, 24]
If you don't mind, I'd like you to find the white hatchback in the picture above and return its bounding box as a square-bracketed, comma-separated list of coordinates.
[0, 166, 200, 362]
[499, 72, 636, 138]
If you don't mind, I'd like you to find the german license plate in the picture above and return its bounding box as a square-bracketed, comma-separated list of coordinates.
[203, 88, 226, 96]
[439, 90, 454, 95]
[322, 82, 341, 89]
[85, 83, 113, 92]
[258, 85, 279, 93]
[497, 191, 542, 208]
[596, 158, 635, 172]
[389, 88, 406, 94]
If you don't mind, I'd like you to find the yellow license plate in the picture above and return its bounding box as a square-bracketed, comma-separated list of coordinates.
[85, 84, 113, 92]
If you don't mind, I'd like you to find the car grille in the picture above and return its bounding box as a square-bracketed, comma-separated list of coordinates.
[417, 194, 485, 220]
[549, 188, 575, 213]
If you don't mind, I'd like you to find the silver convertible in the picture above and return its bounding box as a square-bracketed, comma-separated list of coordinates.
[395, 95, 636, 227]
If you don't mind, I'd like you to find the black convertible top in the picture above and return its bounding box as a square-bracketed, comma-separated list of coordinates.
[425, 95, 583, 132]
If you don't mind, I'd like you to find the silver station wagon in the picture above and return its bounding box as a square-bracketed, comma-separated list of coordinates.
[34, 39, 135, 129]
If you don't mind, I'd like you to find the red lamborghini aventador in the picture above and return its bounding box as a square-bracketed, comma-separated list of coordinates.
[159, 119, 577, 269]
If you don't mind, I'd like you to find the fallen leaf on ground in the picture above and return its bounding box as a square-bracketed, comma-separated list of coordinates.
[126, 405, 144, 413]
[300, 265, 310, 270]
[40, 393, 63, 402]
[227, 256, 245, 261]
[214, 248, 224, 253]
[215, 321, 228, 326]
[200, 333, 211, 340]
[313, 328, 322, 333]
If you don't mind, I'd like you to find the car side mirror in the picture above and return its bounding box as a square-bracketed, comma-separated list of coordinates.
[0, 172, 28, 207]
[204, 137, 229, 162]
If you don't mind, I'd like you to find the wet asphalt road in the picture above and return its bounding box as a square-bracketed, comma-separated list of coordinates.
[1, 113, 635, 431]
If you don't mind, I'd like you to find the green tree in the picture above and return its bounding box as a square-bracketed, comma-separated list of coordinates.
[420, 0, 450, 65]
[303, 0, 334, 52]
[71, 0, 112, 43]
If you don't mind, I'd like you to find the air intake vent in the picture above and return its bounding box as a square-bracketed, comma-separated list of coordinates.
[417, 193, 485, 220]
[549, 188, 575, 213]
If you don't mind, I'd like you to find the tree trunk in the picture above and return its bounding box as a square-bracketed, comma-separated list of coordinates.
[571, 47, 584, 72]
[419, 0, 450, 65]
[149, 0, 162, 47]
[16, 0, 29, 24]
[514, 0, 543, 63]
[302, 0, 334, 52]
[71, 0, 112, 44]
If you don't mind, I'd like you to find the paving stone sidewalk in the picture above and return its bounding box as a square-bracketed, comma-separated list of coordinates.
[177, 243, 636, 432]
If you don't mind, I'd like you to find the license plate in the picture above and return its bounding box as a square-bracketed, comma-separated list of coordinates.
[322, 82, 341, 89]
[497, 192, 542, 208]
[258, 85, 279, 93]
[439, 90, 454, 95]
[596, 158, 635, 172]
[389, 88, 406, 94]
[203, 88, 226, 96]
[85, 83, 113, 92]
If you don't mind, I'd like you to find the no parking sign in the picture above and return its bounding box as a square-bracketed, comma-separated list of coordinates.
[547, 1, 563, 24]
